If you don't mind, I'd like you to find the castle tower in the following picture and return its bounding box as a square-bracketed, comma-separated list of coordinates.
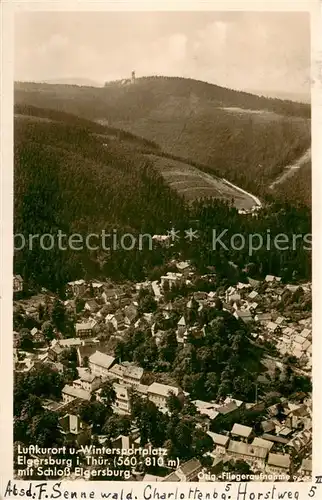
[131, 70, 136, 84]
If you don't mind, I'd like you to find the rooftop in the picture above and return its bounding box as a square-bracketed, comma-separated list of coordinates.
[179, 458, 202, 476]
[301, 458, 312, 472]
[124, 365, 144, 381]
[251, 437, 274, 451]
[267, 453, 291, 469]
[231, 423, 253, 438]
[89, 351, 115, 369]
[62, 385, 91, 401]
[207, 432, 230, 447]
[148, 382, 179, 398]
[76, 322, 94, 331]
[228, 440, 268, 459]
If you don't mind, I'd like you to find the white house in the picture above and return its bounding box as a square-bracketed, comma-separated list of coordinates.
[147, 382, 179, 409]
[89, 351, 115, 378]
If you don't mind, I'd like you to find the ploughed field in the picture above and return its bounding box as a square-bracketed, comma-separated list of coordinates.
[145, 153, 257, 210]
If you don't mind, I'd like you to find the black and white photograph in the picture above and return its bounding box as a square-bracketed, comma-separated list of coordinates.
[7, 6, 316, 488]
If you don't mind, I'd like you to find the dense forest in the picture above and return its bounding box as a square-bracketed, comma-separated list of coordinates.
[14, 117, 187, 291]
[14, 105, 311, 293]
[15, 77, 311, 202]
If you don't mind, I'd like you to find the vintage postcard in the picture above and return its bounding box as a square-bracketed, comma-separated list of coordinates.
[1, 0, 322, 498]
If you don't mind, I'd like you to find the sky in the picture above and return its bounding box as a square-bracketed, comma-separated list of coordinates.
[15, 11, 311, 98]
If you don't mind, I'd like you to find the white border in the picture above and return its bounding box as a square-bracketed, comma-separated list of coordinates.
[1, 0, 321, 495]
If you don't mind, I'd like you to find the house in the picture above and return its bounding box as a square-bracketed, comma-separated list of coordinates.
[177, 315, 186, 334]
[136, 384, 149, 398]
[251, 437, 274, 452]
[67, 279, 86, 296]
[231, 423, 254, 442]
[73, 372, 101, 392]
[30, 327, 45, 344]
[300, 328, 311, 339]
[299, 458, 312, 478]
[248, 277, 261, 288]
[112, 383, 131, 414]
[282, 326, 296, 338]
[124, 305, 138, 325]
[151, 281, 162, 300]
[227, 440, 268, 468]
[176, 261, 191, 273]
[265, 275, 282, 283]
[106, 363, 126, 382]
[106, 312, 126, 331]
[102, 289, 118, 303]
[59, 338, 83, 349]
[84, 299, 100, 313]
[59, 413, 91, 443]
[266, 322, 280, 334]
[287, 428, 312, 454]
[147, 382, 179, 409]
[15, 358, 35, 373]
[62, 385, 91, 404]
[237, 282, 251, 291]
[89, 351, 115, 378]
[248, 290, 258, 300]
[48, 341, 64, 362]
[217, 400, 239, 416]
[261, 434, 289, 445]
[13, 275, 24, 293]
[75, 321, 96, 338]
[175, 459, 202, 481]
[123, 365, 144, 386]
[224, 397, 245, 409]
[160, 272, 184, 290]
[196, 407, 219, 423]
[233, 309, 252, 323]
[266, 453, 290, 476]
[110, 434, 135, 452]
[249, 302, 258, 311]
[275, 316, 286, 326]
[207, 432, 230, 454]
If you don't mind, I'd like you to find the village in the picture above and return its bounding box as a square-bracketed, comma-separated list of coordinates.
[13, 260, 312, 483]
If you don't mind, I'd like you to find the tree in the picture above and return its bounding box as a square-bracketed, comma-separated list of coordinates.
[28, 411, 62, 448]
[38, 303, 45, 321]
[75, 297, 85, 313]
[159, 330, 178, 363]
[51, 298, 66, 332]
[18, 328, 34, 351]
[79, 401, 111, 433]
[41, 321, 55, 341]
[100, 381, 116, 407]
[215, 298, 223, 310]
[166, 392, 183, 414]
[138, 293, 157, 314]
[192, 428, 213, 457]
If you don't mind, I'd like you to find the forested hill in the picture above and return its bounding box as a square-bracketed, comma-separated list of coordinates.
[15, 77, 310, 120]
[15, 77, 311, 202]
[14, 105, 311, 292]
[14, 109, 188, 291]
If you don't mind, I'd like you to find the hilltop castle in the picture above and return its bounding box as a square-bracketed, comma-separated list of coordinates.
[104, 71, 136, 88]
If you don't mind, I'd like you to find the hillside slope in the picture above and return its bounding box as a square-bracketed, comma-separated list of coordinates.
[15, 77, 311, 202]
[14, 109, 188, 290]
